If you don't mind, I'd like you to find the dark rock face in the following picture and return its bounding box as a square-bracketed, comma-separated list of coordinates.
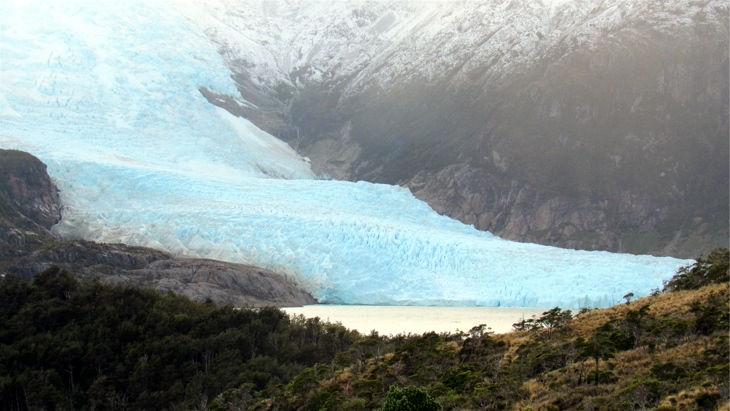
[0, 149, 315, 307]
[6, 241, 316, 307]
[0, 150, 60, 257]
[0, 150, 61, 229]
[129, 259, 315, 307]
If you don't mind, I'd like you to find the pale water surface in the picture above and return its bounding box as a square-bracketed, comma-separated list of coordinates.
[283, 305, 548, 335]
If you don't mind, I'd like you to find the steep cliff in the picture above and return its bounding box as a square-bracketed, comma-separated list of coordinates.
[0, 150, 61, 257]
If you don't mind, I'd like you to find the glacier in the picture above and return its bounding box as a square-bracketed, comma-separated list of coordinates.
[0, 0, 691, 308]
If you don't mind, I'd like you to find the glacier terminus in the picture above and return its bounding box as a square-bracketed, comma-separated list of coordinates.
[0, 0, 691, 308]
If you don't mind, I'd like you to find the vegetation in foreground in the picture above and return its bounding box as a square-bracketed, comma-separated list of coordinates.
[0, 249, 727, 410]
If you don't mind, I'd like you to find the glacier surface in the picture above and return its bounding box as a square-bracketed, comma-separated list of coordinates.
[0, 0, 691, 308]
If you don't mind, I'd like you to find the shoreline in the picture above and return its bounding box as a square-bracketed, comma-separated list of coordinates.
[283, 304, 548, 335]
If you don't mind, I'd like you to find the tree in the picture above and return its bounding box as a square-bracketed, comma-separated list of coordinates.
[32, 266, 78, 300]
[536, 307, 572, 330]
[623, 292, 634, 305]
[665, 248, 729, 291]
[382, 385, 440, 411]
[512, 317, 539, 332]
[468, 323, 491, 338]
[577, 322, 632, 385]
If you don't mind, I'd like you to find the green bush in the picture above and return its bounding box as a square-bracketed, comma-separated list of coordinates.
[382, 385, 440, 411]
[650, 362, 687, 380]
[665, 248, 729, 291]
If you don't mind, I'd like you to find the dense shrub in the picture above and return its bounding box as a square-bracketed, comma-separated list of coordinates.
[382, 385, 440, 411]
[665, 248, 729, 291]
[0, 267, 358, 409]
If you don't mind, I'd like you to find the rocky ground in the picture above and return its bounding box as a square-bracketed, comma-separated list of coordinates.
[0, 149, 315, 307]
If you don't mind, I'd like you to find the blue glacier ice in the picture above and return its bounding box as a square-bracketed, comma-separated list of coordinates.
[0, 0, 691, 308]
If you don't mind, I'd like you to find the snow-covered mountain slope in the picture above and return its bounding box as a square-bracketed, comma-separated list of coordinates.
[0, 0, 691, 307]
[186, 0, 729, 258]
[183, 0, 725, 92]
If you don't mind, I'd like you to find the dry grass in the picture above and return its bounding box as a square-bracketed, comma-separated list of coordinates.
[521, 347, 726, 411]
[569, 283, 728, 338]
[303, 282, 728, 410]
[495, 282, 728, 368]
[496, 332, 532, 356]
[657, 386, 724, 410]
[503, 283, 728, 410]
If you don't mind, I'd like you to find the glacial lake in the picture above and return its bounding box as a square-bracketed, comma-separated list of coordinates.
[282, 305, 548, 335]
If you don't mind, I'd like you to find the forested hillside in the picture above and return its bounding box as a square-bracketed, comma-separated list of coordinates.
[1, 250, 727, 410]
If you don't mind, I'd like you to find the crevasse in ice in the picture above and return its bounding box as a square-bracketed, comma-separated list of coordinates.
[0, 0, 691, 307]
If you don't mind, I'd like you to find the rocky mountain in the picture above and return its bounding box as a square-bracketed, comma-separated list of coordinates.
[0, 149, 315, 307]
[189, 0, 729, 257]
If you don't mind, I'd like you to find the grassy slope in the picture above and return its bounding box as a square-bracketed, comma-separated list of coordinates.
[275, 282, 728, 410]
[514, 283, 729, 410]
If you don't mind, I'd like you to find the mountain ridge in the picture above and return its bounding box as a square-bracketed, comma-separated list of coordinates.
[191, 0, 729, 257]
